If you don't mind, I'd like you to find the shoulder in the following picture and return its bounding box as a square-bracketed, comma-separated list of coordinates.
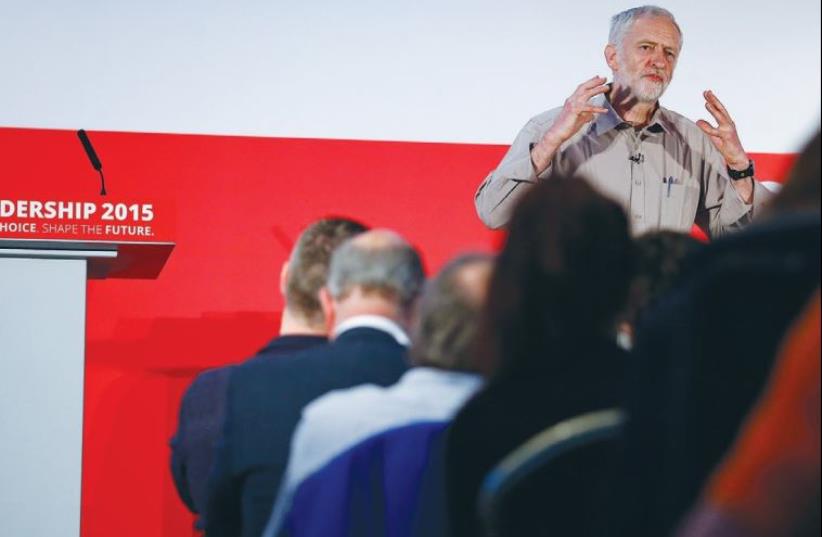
[445, 384, 515, 478]
[448, 384, 502, 440]
[236, 345, 309, 377]
[331, 328, 408, 359]
[658, 106, 711, 145]
[657, 105, 693, 126]
[291, 384, 391, 465]
[191, 365, 231, 386]
[237, 334, 326, 372]
[658, 105, 730, 164]
[183, 366, 233, 404]
[226, 352, 308, 416]
[522, 106, 564, 132]
[303, 383, 386, 423]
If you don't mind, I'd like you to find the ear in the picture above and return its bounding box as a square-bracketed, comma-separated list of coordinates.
[279, 261, 289, 297]
[604, 43, 619, 72]
[319, 287, 336, 335]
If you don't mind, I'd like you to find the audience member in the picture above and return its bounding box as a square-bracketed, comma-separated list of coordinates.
[618, 130, 821, 536]
[262, 253, 493, 537]
[169, 217, 366, 530]
[676, 290, 821, 537]
[445, 176, 636, 537]
[762, 131, 821, 217]
[205, 229, 424, 537]
[617, 230, 702, 349]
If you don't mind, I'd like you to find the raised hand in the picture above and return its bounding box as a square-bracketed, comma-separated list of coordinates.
[546, 76, 610, 145]
[696, 90, 749, 170]
[531, 76, 610, 172]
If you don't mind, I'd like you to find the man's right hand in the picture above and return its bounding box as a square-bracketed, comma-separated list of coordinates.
[530, 76, 610, 174]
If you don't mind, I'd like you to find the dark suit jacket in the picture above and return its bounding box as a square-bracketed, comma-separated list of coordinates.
[205, 326, 409, 537]
[170, 335, 326, 530]
[618, 212, 821, 537]
[445, 336, 627, 537]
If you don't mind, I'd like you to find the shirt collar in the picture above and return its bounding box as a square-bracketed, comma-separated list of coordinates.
[591, 89, 671, 137]
[333, 314, 411, 346]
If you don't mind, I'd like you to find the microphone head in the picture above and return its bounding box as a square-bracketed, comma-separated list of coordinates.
[77, 129, 103, 171]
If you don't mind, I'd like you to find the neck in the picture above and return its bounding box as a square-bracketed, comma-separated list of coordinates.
[609, 83, 658, 128]
[333, 296, 406, 333]
[279, 308, 326, 337]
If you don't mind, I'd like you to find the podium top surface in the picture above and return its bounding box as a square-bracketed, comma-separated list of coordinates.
[0, 238, 174, 279]
[1, 197, 175, 279]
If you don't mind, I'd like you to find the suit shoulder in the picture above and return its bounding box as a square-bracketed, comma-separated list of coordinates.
[237, 348, 304, 376]
[184, 366, 233, 400]
[226, 354, 297, 410]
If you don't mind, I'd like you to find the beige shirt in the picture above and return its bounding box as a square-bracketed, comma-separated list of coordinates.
[475, 94, 773, 237]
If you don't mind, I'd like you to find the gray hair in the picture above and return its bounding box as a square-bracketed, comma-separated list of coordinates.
[326, 230, 425, 312]
[609, 5, 683, 51]
[409, 253, 493, 372]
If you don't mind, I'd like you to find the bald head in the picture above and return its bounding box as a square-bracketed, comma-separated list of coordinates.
[326, 229, 425, 314]
[453, 258, 494, 306]
[347, 229, 407, 250]
[410, 254, 494, 372]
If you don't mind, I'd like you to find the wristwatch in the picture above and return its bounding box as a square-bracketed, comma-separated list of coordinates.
[727, 160, 755, 180]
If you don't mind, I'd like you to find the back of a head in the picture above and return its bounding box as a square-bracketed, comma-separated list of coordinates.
[624, 230, 702, 328]
[286, 217, 369, 327]
[477, 177, 634, 376]
[409, 254, 494, 373]
[766, 130, 821, 216]
[326, 229, 425, 314]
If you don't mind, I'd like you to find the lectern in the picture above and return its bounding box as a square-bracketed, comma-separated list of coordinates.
[0, 205, 173, 536]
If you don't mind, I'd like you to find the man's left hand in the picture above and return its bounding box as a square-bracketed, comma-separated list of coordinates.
[697, 90, 754, 202]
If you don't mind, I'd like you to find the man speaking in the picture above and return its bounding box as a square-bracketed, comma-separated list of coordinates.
[475, 5, 772, 236]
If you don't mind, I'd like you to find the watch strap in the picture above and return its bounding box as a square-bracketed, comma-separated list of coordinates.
[727, 160, 755, 180]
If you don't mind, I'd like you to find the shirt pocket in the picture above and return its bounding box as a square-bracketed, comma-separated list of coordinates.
[661, 181, 700, 230]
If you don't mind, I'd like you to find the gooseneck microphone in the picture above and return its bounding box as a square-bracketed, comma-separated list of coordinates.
[77, 129, 107, 195]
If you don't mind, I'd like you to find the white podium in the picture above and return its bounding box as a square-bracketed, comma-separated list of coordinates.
[0, 239, 173, 536]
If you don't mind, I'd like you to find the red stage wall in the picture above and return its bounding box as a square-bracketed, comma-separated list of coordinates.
[0, 127, 796, 536]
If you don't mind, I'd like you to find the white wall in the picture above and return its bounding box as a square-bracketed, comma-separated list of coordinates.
[0, 0, 819, 152]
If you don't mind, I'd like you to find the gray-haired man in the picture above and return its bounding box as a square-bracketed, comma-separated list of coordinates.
[475, 5, 773, 237]
[206, 228, 425, 537]
[262, 253, 494, 537]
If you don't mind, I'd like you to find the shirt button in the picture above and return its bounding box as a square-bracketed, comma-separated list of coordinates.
[633, 214, 642, 220]
[634, 180, 641, 185]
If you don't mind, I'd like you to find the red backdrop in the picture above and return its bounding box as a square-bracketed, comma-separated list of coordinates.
[0, 127, 796, 536]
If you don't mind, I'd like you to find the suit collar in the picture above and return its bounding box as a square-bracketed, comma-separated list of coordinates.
[334, 315, 410, 346]
[258, 334, 327, 355]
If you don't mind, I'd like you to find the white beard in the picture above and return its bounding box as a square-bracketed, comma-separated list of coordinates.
[633, 77, 667, 102]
